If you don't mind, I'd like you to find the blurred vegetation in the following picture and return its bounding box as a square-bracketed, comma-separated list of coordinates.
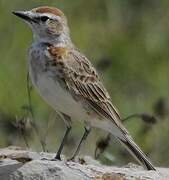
[0, 0, 169, 167]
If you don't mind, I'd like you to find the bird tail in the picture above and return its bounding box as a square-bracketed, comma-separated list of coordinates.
[118, 135, 156, 171]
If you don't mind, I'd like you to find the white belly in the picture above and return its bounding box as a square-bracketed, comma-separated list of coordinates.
[30, 72, 88, 122]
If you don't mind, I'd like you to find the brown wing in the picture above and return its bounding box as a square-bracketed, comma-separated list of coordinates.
[48, 46, 127, 134]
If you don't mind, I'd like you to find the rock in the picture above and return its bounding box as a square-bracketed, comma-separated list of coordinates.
[0, 147, 168, 180]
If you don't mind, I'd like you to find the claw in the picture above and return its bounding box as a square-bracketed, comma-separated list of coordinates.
[40, 157, 61, 161]
[67, 157, 75, 162]
[54, 155, 62, 161]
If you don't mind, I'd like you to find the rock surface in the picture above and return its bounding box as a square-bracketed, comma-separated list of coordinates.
[0, 147, 168, 180]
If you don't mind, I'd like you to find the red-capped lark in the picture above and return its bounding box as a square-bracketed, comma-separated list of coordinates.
[13, 6, 155, 170]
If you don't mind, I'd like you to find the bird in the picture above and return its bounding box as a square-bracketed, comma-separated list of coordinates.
[13, 6, 156, 170]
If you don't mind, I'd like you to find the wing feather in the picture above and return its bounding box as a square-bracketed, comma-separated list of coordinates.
[48, 46, 127, 134]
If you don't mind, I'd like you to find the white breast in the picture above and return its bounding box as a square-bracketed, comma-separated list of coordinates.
[30, 69, 88, 122]
[28, 43, 88, 122]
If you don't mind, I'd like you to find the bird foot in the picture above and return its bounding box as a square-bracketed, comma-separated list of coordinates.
[67, 157, 75, 162]
[40, 156, 61, 161]
[67, 156, 86, 164]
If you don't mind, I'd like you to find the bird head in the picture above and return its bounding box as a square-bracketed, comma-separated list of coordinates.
[13, 6, 70, 43]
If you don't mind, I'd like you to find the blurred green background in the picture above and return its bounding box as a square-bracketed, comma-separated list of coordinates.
[0, 0, 169, 167]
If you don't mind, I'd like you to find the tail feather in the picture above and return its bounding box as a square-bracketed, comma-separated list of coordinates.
[118, 136, 156, 171]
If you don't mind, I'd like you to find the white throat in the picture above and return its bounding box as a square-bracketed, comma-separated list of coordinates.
[33, 31, 73, 48]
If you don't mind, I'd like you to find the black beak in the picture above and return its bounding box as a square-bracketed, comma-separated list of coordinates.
[12, 11, 37, 23]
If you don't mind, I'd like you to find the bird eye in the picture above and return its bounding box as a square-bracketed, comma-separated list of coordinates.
[40, 16, 49, 22]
